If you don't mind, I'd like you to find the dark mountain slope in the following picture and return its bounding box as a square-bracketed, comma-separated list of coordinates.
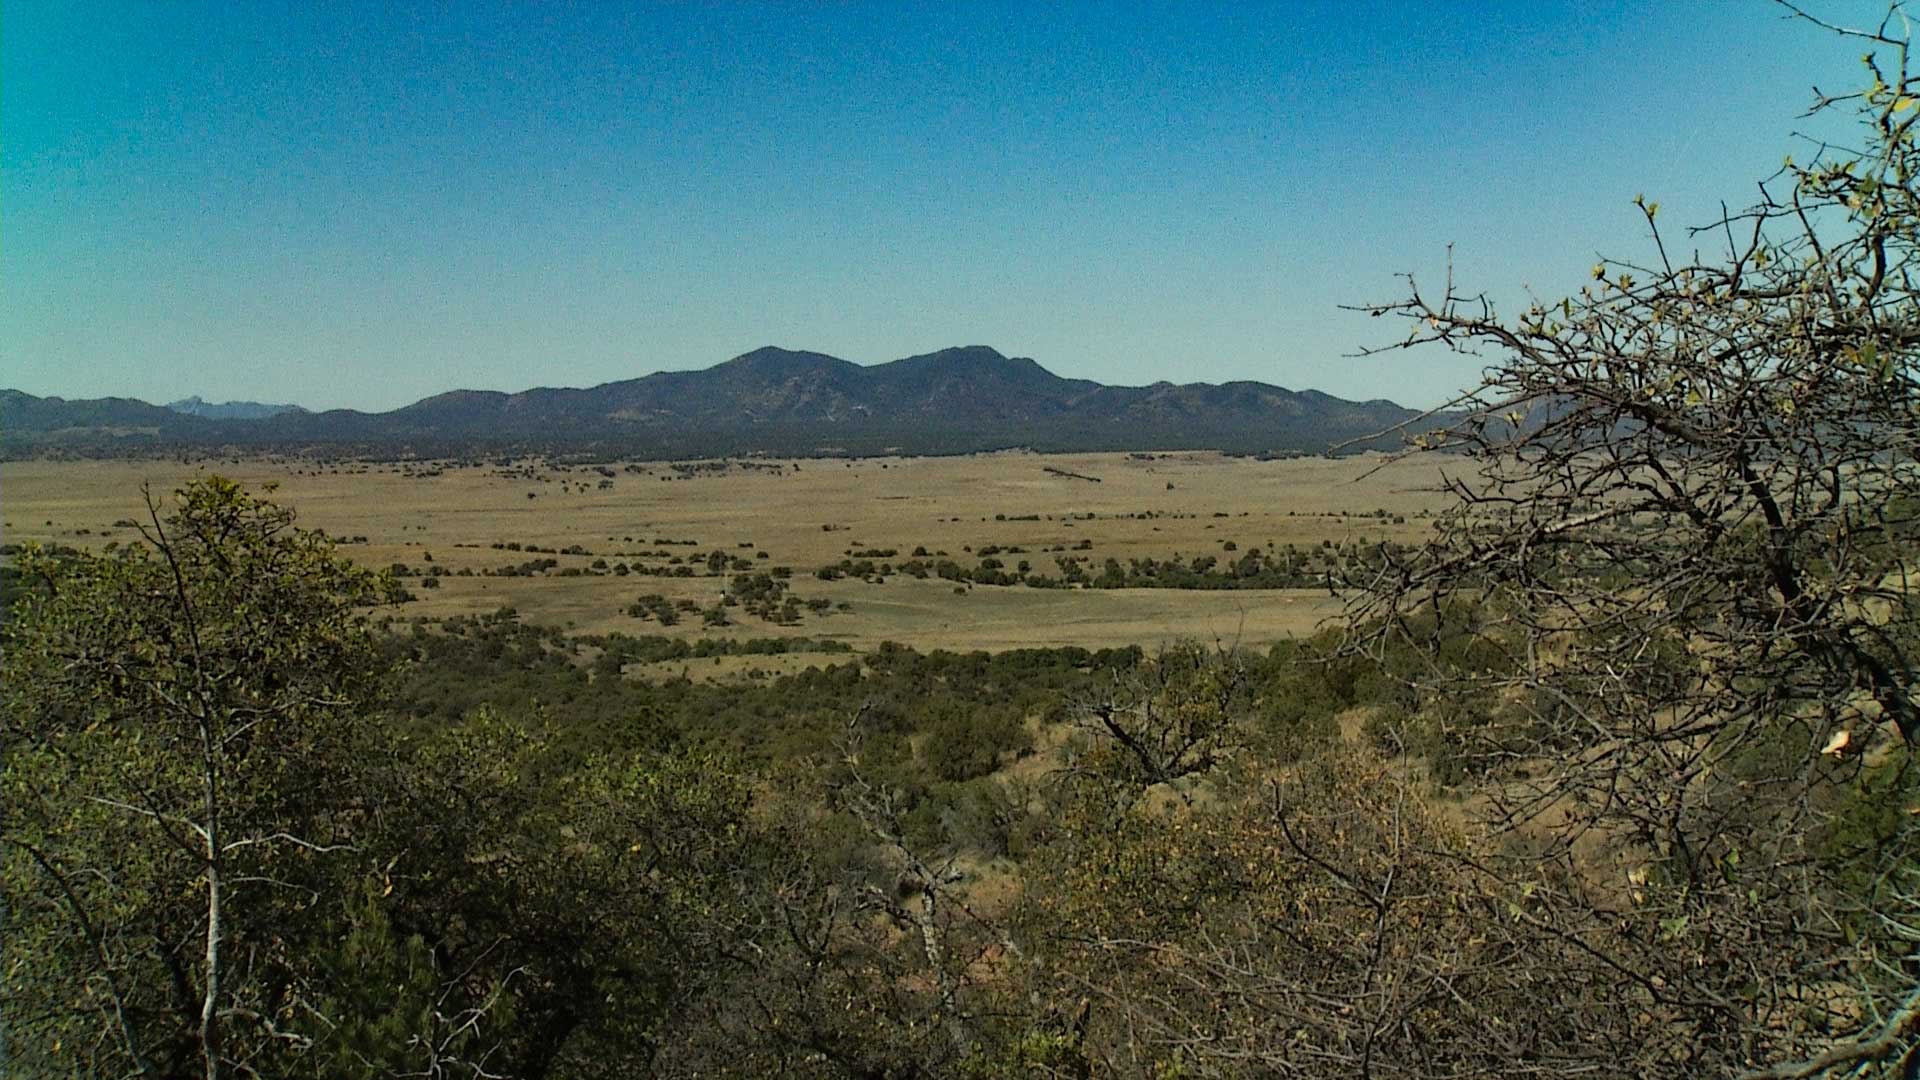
[3, 390, 200, 436]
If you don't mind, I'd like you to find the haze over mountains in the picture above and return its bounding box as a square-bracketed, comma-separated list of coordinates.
[3, 346, 1433, 457]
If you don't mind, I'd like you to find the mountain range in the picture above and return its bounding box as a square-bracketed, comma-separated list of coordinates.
[2, 346, 1435, 457]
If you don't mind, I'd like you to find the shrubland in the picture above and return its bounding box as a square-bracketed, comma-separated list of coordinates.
[11, 473, 1911, 1077]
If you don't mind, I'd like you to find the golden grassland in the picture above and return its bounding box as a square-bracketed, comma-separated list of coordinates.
[2, 450, 1458, 651]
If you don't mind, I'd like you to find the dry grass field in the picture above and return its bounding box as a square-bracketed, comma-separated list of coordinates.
[2, 450, 1458, 651]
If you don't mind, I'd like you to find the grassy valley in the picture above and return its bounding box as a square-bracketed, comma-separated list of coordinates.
[2, 450, 1440, 649]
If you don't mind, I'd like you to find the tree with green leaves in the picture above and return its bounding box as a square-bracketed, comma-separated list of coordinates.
[4, 477, 399, 1078]
[372, 712, 778, 1079]
[4, 477, 801, 1079]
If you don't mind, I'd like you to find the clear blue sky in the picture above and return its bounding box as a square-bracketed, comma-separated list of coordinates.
[3, 2, 1856, 411]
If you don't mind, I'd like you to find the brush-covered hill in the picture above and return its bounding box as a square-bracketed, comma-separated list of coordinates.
[3, 346, 1438, 457]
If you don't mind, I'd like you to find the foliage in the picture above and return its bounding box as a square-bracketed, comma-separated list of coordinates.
[368, 714, 775, 1077]
[922, 699, 1032, 783]
[1350, 11, 1920, 1075]
[1065, 641, 1254, 801]
[3, 480, 823, 1078]
[1016, 735, 1639, 1077]
[3, 477, 400, 1077]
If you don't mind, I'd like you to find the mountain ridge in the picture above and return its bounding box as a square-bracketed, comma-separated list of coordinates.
[2, 346, 1440, 457]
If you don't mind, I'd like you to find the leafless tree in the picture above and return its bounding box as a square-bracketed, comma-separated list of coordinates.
[1064, 641, 1254, 806]
[1344, 4, 1920, 1074]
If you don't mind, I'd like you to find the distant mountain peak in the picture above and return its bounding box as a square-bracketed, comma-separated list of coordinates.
[714, 346, 857, 376]
[931, 345, 1007, 360]
[165, 396, 305, 420]
[724, 345, 836, 362]
[897, 345, 1012, 366]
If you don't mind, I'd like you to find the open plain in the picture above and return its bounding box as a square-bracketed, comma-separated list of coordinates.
[2, 450, 1454, 650]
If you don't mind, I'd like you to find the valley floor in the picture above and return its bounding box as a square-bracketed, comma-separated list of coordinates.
[2, 449, 1451, 650]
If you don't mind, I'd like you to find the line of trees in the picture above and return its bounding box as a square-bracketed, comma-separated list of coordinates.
[816, 543, 1391, 590]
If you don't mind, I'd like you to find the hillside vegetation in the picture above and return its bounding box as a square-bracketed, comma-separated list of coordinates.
[1, 437, 1911, 1079]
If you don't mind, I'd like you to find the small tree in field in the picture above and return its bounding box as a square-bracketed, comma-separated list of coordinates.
[4, 478, 399, 1078]
[1349, 7, 1920, 1075]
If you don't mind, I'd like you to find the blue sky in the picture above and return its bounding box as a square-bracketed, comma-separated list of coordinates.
[3, 2, 1855, 410]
